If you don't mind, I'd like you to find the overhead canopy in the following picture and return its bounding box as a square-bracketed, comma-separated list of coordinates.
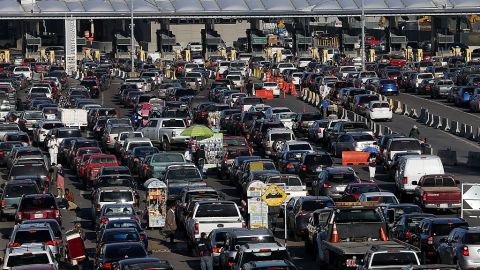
[1, 0, 480, 18]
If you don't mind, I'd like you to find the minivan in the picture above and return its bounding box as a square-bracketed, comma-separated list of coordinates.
[395, 155, 444, 196]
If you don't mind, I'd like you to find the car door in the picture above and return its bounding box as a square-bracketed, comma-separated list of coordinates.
[144, 119, 158, 138]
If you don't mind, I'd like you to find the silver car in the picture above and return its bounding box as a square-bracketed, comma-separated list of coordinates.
[437, 226, 480, 269]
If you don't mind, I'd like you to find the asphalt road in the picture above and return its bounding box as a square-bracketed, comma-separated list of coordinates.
[0, 76, 477, 270]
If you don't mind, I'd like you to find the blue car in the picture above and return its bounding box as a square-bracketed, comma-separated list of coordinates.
[454, 86, 475, 107]
[379, 79, 400, 95]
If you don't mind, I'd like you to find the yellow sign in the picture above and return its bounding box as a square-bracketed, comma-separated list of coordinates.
[249, 161, 264, 172]
[261, 184, 287, 207]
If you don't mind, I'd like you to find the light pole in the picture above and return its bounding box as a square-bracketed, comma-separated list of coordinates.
[130, 0, 135, 74]
[361, 0, 365, 71]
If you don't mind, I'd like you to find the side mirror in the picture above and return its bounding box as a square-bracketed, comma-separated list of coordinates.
[412, 181, 418, 186]
[235, 245, 240, 251]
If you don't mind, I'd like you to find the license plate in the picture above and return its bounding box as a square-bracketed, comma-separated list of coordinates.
[438, 204, 449, 208]
[316, 167, 323, 172]
[346, 259, 357, 267]
[336, 186, 345, 191]
[34, 213, 44, 218]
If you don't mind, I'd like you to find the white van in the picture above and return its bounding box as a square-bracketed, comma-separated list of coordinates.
[395, 155, 444, 196]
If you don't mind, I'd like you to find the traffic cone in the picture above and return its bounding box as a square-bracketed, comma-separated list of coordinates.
[330, 222, 339, 243]
[379, 227, 389, 241]
[303, 105, 307, 113]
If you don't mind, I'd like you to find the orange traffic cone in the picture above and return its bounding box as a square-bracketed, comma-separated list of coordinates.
[379, 227, 389, 241]
[330, 222, 339, 243]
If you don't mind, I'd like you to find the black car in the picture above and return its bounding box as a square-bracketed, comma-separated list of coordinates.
[392, 213, 436, 244]
[297, 152, 333, 184]
[96, 242, 148, 270]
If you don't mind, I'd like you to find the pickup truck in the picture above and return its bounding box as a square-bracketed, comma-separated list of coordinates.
[139, 118, 188, 151]
[59, 108, 88, 128]
[185, 200, 245, 255]
[314, 202, 412, 269]
[163, 164, 206, 201]
[413, 174, 461, 211]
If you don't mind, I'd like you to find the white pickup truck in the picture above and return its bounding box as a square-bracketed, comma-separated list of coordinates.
[185, 200, 245, 254]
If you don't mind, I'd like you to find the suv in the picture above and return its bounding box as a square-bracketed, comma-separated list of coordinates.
[16, 194, 61, 224]
[262, 128, 295, 157]
[233, 242, 290, 270]
[357, 243, 420, 270]
[312, 167, 361, 199]
[92, 187, 137, 225]
[0, 180, 39, 220]
[219, 229, 275, 270]
[297, 152, 333, 184]
[2, 244, 57, 270]
[9, 222, 63, 260]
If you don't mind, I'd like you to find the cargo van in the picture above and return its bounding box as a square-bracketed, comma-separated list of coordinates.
[395, 155, 444, 196]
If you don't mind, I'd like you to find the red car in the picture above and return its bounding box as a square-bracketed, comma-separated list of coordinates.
[341, 183, 381, 201]
[73, 147, 102, 174]
[84, 154, 119, 188]
[365, 36, 380, 46]
[15, 193, 61, 224]
[389, 55, 407, 67]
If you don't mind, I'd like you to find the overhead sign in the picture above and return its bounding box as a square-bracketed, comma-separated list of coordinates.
[462, 183, 480, 226]
[261, 184, 287, 207]
[64, 18, 77, 75]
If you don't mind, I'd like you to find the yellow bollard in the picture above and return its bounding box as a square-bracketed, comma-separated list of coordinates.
[173, 70, 176, 80]
[175, 48, 181, 59]
[276, 49, 283, 63]
[406, 47, 413, 62]
[417, 48, 423, 62]
[220, 48, 227, 59]
[369, 49, 375, 62]
[40, 49, 46, 62]
[455, 47, 461, 57]
[4, 50, 9, 63]
[49, 50, 55, 64]
[466, 48, 472, 62]
[41, 73, 44, 80]
[185, 49, 191, 62]
[231, 49, 236, 61]
[266, 47, 272, 60]
[166, 68, 171, 79]
[312, 47, 319, 60]
[95, 50, 100, 61]
[323, 49, 328, 64]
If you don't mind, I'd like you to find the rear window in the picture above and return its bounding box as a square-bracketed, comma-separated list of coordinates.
[42, 123, 63, 129]
[242, 250, 290, 263]
[104, 245, 147, 260]
[111, 126, 133, 134]
[351, 185, 380, 194]
[104, 206, 135, 215]
[104, 232, 139, 242]
[5, 184, 37, 198]
[328, 172, 356, 183]
[233, 236, 275, 246]
[370, 252, 418, 266]
[58, 129, 81, 137]
[343, 123, 368, 130]
[419, 74, 433, 79]
[432, 222, 468, 236]
[390, 140, 421, 151]
[358, 95, 379, 104]
[100, 191, 134, 202]
[151, 153, 185, 163]
[371, 102, 389, 108]
[166, 168, 201, 181]
[7, 253, 50, 267]
[10, 165, 47, 177]
[301, 114, 322, 121]
[133, 147, 159, 156]
[352, 134, 375, 142]
[301, 200, 333, 211]
[270, 133, 293, 141]
[336, 209, 382, 223]
[91, 157, 117, 164]
[243, 98, 263, 105]
[421, 177, 456, 187]
[289, 144, 311, 151]
[161, 120, 185, 128]
[14, 229, 52, 243]
[195, 203, 239, 218]
[465, 233, 480, 244]
[127, 143, 151, 151]
[304, 155, 333, 166]
[20, 196, 56, 210]
[224, 139, 247, 147]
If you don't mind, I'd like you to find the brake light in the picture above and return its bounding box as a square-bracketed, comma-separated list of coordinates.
[259, 249, 271, 252]
[212, 247, 222, 253]
[403, 177, 408, 184]
[427, 236, 433, 245]
[107, 137, 110, 143]
[140, 234, 146, 240]
[405, 231, 412, 239]
[102, 262, 112, 270]
[298, 210, 305, 216]
[101, 218, 109, 224]
[96, 204, 101, 213]
[422, 193, 427, 201]
[1, 200, 4, 208]
[8, 242, 21, 247]
[287, 163, 294, 168]
[242, 222, 247, 228]
[301, 165, 307, 171]
[323, 183, 330, 188]
[195, 223, 199, 235]
[55, 210, 60, 218]
[0, 151, 4, 157]
[46, 175, 51, 184]
[463, 245, 469, 256]
[227, 261, 235, 267]
[16, 212, 22, 220]
[46, 240, 58, 246]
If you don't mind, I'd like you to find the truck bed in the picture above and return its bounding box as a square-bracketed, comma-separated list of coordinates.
[323, 240, 399, 256]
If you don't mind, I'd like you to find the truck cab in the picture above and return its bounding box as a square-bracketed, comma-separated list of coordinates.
[357, 243, 420, 270]
[139, 118, 187, 151]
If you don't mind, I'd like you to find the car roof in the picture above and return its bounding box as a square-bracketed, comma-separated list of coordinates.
[240, 242, 285, 251]
[362, 192, 396, 197]
[228, 228, 273, 238]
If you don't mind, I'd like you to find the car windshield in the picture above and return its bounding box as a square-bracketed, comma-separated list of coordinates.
[104, 245, 146, 260]
[5, 184, 37, 197]
[10, 165, 47, 177]
[233, 236, 275, 246]
[14, 230, 52, 243]
[336, 209, 382, 223]
[7, 254, 50, 267]
[58, 129, 82, 137]
[390, 140, 421, 151]
[100, 191, 133, 202]
[351, 186, 380, 194]
[151, 154, 184, 163]
[289, 144, 311, 151]
[370, 252, 417, 266]
[304, 155, 333, 166]
[243, 250, 290, 263]
[20, 196, 56, 210]
[195, 203, 238, 218]
[103, 206, 135, 215]
[328, 172, 356, 183]
[166, 168, 201, 181]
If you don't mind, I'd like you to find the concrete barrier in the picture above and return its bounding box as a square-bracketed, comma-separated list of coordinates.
[375, 124, 383, 137]
[450, 121, 461, 135]
[466, 125, 476, 140]
[467, 151, 480, 168]
[432, 115, 442, 129]
[393, 101, 403, 114]
[419, 108, 428, 123]
[342, 108, 349, 120]
[437, 149, 457, 166]
[402, 104, 409, 116]
[441, 117, 450, 131]
[477, 127, 480, 143]
[425, 112, 434, 126]
[347, 111, 355, 121]
[459, 123, 468, 137]
[410, 108, 419, 119]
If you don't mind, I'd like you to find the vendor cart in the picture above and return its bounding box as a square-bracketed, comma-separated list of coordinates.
[66, 228, 87, 268]
[144, 178, 167, 229]
[196, 133, 225, 172]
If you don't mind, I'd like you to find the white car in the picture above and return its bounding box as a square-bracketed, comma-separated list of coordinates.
[289, 72, 303, 85]
[358, 192, 399, 205]
[13, 66, 32, 81]
[3, 244, 58, 270]
[276, 63, 296, 75]
[33, 120, 65, 146]
[366, 101, 392, 121]
[273, 112, 297, 130]
[264, 107, 292, 120]
[226, 75, 243, 88]
[187, 42, 202, 52]
[28, 86, 52, 99]
[262, 82, 281, 97]
[296, 57, 313, 68]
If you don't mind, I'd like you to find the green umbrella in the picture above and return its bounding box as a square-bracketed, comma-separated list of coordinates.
[181, 125, 214, 139]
